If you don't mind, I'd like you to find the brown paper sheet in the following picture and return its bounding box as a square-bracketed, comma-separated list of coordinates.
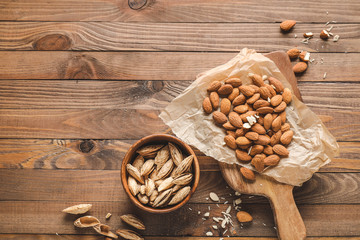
[159, 48, 339, 186]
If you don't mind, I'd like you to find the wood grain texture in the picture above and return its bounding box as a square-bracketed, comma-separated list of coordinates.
[0, 0, 359, 22]
[0, 22, 359, 52]
[1, 170, 359, 204]
[0, 201, 359, 236]
[0, 52, 358, 82]
[0, 139, 357, 172]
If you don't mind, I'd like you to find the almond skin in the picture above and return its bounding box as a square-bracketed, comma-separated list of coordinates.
[273, 144, 289, 156]
[253, 99, 270, 109]
[280, 130, 294, 145]
[287, 48, 300, 59]
[240, 167, 255, 181]
[280, 20, 296, 32]
[264, 155, 281, 166]
[202, 97, 213, 114]
[282, 88, 292, 104]
[228, 112, 243, 128]
[268, 77, 284, 93]
[274, 101, 287, 113]
[250, 74, 265, 87]
[224, 135, 237, 149]
[239, 85, 255, 97]
[270, 95, 283, 107]
[209, 92, 219, 109]
[225, 78, 242, 87]
[220, 98, 231, 115]
[236, 150, 252, 162]
[272, 116, 282, 132]
[236, 211, 253, 223]
[293, 62, 308, 73]
[264, 113, 273, 130]
[207, 81, 222, 92]
[236, 136, 252, 146]
[251, 123, 266, 135]
[245, 131, 259, 141]
[217, 84, 233, 95]
[228, 88, 240, 101]
[212, 111, 227, 124]
[232, 94, 246, 106]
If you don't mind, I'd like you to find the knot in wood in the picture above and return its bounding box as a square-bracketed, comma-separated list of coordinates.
[79, 140, 95, 153]
[128, 0, 147, 10]
[33, 34, 72, 50]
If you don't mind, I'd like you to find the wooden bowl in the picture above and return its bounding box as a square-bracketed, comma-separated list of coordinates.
[121, 134, 200, 213]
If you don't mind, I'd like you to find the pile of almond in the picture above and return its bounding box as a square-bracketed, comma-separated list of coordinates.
[126, 143, 194, 208]
[202, 74, 293, 180]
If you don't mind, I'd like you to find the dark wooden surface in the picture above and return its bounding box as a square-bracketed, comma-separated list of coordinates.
[0, 0, 359, 239]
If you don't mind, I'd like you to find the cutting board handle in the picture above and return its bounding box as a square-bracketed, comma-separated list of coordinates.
[268, 184, 306, 240]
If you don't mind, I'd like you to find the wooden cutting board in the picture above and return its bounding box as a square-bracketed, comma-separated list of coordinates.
[219, 51, 306, 240]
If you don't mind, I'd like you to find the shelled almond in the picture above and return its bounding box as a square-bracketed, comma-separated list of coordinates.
[126, 143, 195, 208]
[203, 74, 294, 180]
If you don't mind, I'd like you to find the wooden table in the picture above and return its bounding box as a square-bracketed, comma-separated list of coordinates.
[0, 0, 359, 239]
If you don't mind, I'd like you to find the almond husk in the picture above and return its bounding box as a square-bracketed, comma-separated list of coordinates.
[116, 229, 144, 240]
[62, 204, 92, 214]
[74, 216, 100, 228]
[93, 224, 118, 239]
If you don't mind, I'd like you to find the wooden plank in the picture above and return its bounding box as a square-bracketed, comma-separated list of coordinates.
[0, 0, 359, 22]
[0, 22, 358, 52]
[0, 52, 358, 82]
[1, 170, 359, 204]
[0, 139, 358, 172]
[0, 201, 359, 237]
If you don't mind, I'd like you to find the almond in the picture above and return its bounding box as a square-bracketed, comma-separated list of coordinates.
[209, 92, 219, 109]
[236, 150, 252, 162]
[249, 144, 264, 156]
[257, 116, 264, 125]
[263, 145, 273, 155]
[265, 84, 277, 98]
[293, 62, 308, 73]
[228, 112, 243, 128]
[251, 123, 266, 135]
[280, 130, 294, 145]
[256, 106, 274, 114]
[250, 74, 265, 87]
[320, 29, 330, 40]
[232, 94, 246, 106]
[279, 111, 287, 124]
[272, 116, 282, 132]
[223, 121, 236, 130]
[254, 135, 271, 145]
[220, 98, 231, 115]
[212, 111, 228, 124]
[239, 85, 255, 97]
[281, 123, 291, 132]
[287, 48, 300, 59]
[240, 167, 255, 181]
[282, 88, 292, 104]
[236, 136, 252, 146]
[227, 130, 236, 139]
[245, 131, 259, 141]
[253, 99, 270, 109]
[251, 154, 265, 172]
[224, 135, 237, 149]
[273, 144, 289, 156]
[249, 84, 260, 93]
[274, 101, 287, 113]
[264, 155, 280, 166]
[280, 20, 296, 32]
[263, 113, 273, 130]
[238, 144, 251, 150]
[233, 104, 249, 114]
[235, 128, 246, 137]
[299, 51, 310, 62]
[246, 93, 260, 105]
[217, 84, 233, 96]
[202, 97, 213, 114]
[207, 81, 222, 92]
[259, 86, 271, 99]
[228, 87, 240, 101]
[270, 95, 283, 107]
[268, 77, 284, 93]
[225, 78, 242, 87]
[236, 211, 253, 223]
[270, 130, 282, 146]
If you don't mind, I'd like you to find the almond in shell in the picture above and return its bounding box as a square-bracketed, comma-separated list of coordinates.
[153, 189, 172, 208]
[154, 145, 170, 170]
[145, 178, 156, 197]
[116, 229, 144, 240]
[156, 159, 174, 180]
[128, 176, 140, 196]
[172, 173, 193, 185]
[140, 159, 155, 176]
[172, 155, 194, 177]
[127, 164, 144, 184]
[137, 194, 149, 205]
[120, 214, 145, 230]
[132, 155, 144, 170]
[168, 186, 191, 205]
[137, 144, 164, 157]
[168, 142, 183, 166]
[158, 176, 175, 192]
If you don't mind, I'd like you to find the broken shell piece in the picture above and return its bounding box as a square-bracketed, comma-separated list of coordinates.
[303, 32, 313, 38]
[105, 213, 112, 219]
[93, 224, 118, 239]
[320, 29, 330, 40]
[74, 216, 100, 228]
[120, 214, 146, 230]
[209, 192, 220, 202]
[116, 229, 144, 240]
[62, 204, 92, 214]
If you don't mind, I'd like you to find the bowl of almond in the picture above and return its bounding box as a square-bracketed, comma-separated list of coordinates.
[121, 134, 200, 213]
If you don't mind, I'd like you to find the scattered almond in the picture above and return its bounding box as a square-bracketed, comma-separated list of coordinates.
[236, 211, 253, 222]
[287, 48, 300, 59]
[293, 62, 308, 73]
[299, 51, 310, 62]
[320, 29, 330, 40]
[280, 20, 296, 32]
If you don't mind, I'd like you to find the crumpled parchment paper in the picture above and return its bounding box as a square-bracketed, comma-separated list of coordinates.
[159, 48, 339, 186]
